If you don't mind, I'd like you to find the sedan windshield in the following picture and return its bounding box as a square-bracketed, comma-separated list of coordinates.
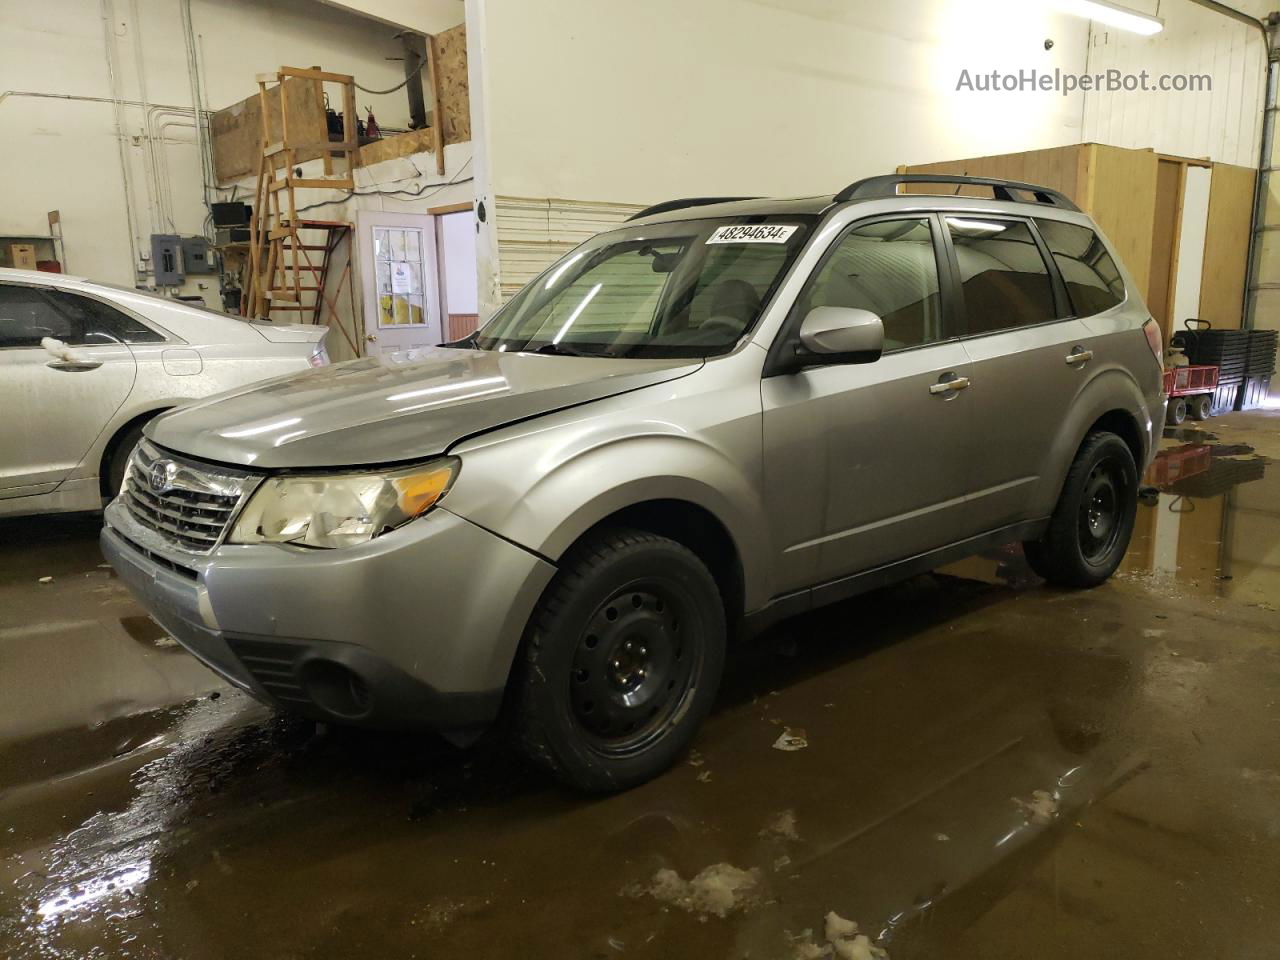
[472, 216, 815, 358]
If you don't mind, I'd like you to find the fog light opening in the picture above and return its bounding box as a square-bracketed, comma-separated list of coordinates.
[300, 659, 373, 720]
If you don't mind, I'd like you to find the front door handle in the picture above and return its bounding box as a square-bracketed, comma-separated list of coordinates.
[929, 375, 971, 395]
[1065, 348, 1094, 366]
[46, 359, 103, 372]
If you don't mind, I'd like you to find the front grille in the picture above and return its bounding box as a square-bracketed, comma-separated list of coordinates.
[122, 441, 259, 554]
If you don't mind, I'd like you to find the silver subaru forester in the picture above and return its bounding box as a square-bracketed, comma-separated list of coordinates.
[103, 175, 1166, 792]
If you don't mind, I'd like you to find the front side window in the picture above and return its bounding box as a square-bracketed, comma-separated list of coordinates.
[795, 218, 944, 352]
[1034, 219, 1126, 316]
[0, 285, 81, 348]
[946, 217, 1057, 335]
[473, 216, 814, 358]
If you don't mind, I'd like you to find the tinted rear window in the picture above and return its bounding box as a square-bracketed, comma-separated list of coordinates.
[946, 217, 1057, 335]
[1035, 219, 1126, 316]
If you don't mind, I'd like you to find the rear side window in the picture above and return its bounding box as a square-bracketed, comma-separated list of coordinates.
[946, 217, 1057, 335]
[1034, 219, 1126, 316]
[797, 218, 945, 352]
[44, 290, 166, 344]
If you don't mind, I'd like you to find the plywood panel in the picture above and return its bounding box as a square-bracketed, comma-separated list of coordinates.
[1084, 145, 1159, 305]
[1148, 159, 1184, 337]
[1199, 162, 1256, 330]
[435, 22, 471, 145]
[211, 77, 330, 186]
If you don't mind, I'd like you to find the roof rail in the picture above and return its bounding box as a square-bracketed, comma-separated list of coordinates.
[834, 174, 1079, 212]
[627, 196, 760, 221]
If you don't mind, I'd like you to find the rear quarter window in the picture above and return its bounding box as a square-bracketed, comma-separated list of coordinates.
[1034, 219, 1126, 317]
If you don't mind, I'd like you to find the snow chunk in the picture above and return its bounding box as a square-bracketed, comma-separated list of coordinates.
[773, 727, 809, 751]
[640, 863, 762, 918]
[1013, 789, 1058, 825]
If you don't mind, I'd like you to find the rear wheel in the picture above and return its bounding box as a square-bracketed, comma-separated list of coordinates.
[1189, 394, 1212, 421]
[1167, 397, 1188, 425]
[1023, 431, 1138, 588]
[512, 528, 726, 792]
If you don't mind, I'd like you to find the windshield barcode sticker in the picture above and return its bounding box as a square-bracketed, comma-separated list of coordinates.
[706, 224, 798, 245]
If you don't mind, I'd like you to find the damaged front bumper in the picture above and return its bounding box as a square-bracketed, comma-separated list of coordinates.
[102, 499, 556, 737]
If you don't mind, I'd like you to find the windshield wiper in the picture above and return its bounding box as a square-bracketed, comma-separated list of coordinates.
[528, 342, 600, 358]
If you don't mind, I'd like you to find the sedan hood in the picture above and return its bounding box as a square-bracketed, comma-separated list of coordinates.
[147, 347, 700, 469]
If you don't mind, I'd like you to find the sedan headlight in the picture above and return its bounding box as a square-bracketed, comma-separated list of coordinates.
[228, 458, 459, 549]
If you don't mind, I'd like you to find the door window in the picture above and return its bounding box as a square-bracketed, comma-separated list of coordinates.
[796, 218, 944, 352]
[373, 226, 428, 327]
[0, 285, 80, 348]
[945, 217, 1058, 335]
[44, 291, 165, 343]
[1033, 219, 1126, 316]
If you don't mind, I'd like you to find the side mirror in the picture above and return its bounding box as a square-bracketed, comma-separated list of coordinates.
[796, 307, 883, 365]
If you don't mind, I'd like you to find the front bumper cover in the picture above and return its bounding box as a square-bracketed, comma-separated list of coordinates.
[102, 499, 556, 734]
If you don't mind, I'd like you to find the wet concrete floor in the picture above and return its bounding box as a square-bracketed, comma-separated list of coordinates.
[1, 412, 1278, 959]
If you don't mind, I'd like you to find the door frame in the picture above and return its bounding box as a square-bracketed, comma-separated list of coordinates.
[355, 209, 443, 354]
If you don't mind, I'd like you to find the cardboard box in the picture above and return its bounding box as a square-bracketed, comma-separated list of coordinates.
[7, 244, 37, 270]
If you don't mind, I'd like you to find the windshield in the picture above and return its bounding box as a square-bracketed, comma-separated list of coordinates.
[473, 216, 815, 358]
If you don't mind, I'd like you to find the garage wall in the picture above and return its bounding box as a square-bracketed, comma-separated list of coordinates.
[1081, 0, 1267, 169]
[467, 0, 1094, 312]
[477, 0, 1091, 203]
[0, 0, 431, 289]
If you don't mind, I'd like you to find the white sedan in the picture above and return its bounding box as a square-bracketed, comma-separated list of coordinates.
[0, 268, 328, 518]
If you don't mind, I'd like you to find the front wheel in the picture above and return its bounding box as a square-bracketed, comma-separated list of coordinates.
[512, 528, 726, 792]
[1023, 431, 1138, 588]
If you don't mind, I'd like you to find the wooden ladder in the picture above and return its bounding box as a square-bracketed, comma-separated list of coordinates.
[243, 67, 361, 357]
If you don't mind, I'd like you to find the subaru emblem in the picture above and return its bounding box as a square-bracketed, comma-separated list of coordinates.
[149, 460, 176, 495]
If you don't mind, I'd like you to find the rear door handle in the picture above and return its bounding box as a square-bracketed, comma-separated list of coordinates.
[1065, 348, 1094, 366]
[47, 359, 103, 372]
[929, 376, 971, 395]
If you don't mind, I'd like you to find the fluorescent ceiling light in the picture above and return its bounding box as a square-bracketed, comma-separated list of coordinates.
[1056, 0, 1164, 35]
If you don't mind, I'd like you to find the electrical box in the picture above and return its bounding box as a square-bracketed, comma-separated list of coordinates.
[150, 234, 183, 286]
[181, 236, 214, 274]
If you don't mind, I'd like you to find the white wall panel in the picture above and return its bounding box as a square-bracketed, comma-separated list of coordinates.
[1081, 1, 1266, 167]
[1172, 165, 1211, 328]
[493, 197, 644, 301]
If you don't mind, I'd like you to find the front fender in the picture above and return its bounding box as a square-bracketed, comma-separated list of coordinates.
[445, 415, 775, 608]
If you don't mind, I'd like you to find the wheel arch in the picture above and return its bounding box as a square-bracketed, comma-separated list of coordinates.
[1032, 368, 1154, 517]
[565, 498, 748, 632]
[98, 405, 172, 496]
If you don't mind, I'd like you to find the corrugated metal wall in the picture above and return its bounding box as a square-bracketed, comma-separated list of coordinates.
[1081, 2, 1266, 168]
[493, 196, 644, 302]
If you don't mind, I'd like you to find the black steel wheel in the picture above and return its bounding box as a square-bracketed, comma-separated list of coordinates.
[513, 528, 726, 792]
[569, 582, 701, 757]
[1078, 459, 1125, 566]
[1189, 394, 1212, 421]
[1024, 431, 1138, 588]
[1167, 397, 1188, 426]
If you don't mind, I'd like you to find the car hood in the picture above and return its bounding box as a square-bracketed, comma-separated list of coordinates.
[146, 347, 701, 469]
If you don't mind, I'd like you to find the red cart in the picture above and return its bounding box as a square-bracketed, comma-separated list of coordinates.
[1163, 364, 1219, 424]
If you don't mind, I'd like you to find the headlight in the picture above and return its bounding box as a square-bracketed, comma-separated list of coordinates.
[227, 458, 458, 549]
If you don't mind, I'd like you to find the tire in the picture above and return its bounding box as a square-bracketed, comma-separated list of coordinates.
[105, 421, 147, 499]
[1189, 395, 1212, 421]
[1023, 431, 1138, 589]
[512, 527, 726, 793]
[1167, 397, 1188, 426]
